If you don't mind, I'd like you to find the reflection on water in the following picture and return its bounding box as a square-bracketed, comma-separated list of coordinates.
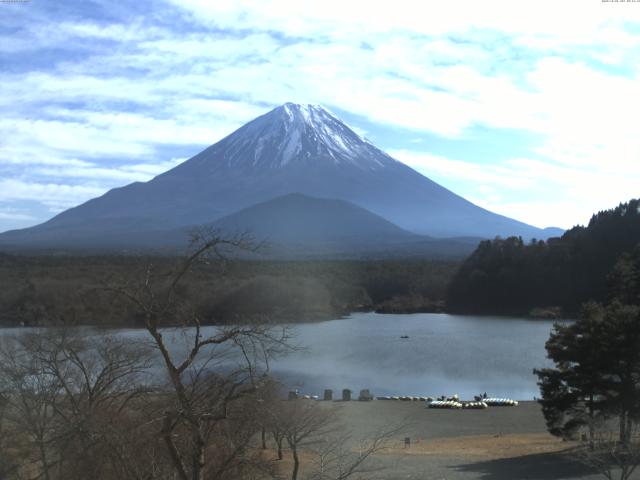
[0, 313, 561, 400]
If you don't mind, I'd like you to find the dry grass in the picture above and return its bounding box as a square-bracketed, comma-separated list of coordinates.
[382, 433, 574, 460]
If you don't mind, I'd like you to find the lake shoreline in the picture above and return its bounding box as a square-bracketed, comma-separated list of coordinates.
[0, 305, 572, 329]
[278, 400, 597, 480]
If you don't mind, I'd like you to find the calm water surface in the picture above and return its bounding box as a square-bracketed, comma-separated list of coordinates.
[268, 313, 560, 400]
[0, 313, 560, 400]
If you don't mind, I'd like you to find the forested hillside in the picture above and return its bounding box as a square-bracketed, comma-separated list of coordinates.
[446, 199, 640, 316]
[0, 255, 457, 327]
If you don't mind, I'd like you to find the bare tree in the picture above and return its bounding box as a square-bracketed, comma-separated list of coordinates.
[0, 387, 17, 478]
[574, 423, 640, 480]
[256, 378, 288, 460]
[253, 377, 284, 454]
[308, 424, 402, 480]
[110, 230, 291, 480]
[0, 329, 156, 480]
[0, 334, 61, 480]
[266, 407, 287, 461]
[35, 332, 154, 479]
[276, 400, 339, 480]
[268, 399, 402, 480]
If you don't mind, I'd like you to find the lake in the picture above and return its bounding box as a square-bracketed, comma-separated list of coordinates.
[0, 313, 560, 400]
[268, 313, 560, 400]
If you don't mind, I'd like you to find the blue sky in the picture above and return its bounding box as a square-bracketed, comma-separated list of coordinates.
[1, 0, 639, 232]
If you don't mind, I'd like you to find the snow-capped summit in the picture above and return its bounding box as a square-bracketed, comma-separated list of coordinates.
[185, 102, 395, 171]
[0, 102, 563, 251]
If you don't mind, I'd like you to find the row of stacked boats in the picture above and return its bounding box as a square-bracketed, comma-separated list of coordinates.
[374, 394, 519, 409]
[376, 396, 433, 401]
[428, 397, 519, 409]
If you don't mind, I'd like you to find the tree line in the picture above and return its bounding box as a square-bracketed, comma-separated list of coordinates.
[527, 201, 640, 479]
[447, 198, 640, 317]
[0, 253, 458, 327]
[534, 248, 640, 479]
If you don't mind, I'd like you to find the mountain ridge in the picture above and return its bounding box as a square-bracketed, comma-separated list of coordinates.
[208, 193, 480, 259]
[213, 192, 419, 243]
[0, 102, 563, 252]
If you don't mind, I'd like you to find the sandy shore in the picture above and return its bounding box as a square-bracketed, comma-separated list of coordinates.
[331, 400, 550, 441]
[271, 400, 612, 480]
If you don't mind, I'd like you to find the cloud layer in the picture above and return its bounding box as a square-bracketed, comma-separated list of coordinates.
[1, 0, 639, 231]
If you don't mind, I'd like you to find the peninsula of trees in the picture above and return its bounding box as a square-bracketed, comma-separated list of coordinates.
[447, 198, 640, 317]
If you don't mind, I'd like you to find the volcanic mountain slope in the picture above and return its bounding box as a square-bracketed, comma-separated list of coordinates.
[214, 193, 417, 244]
[0, 102, 561, 250]
[208, 193, 479, 258]
[0, 193, 481, 258]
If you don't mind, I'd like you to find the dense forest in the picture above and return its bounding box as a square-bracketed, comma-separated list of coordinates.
[447, 198, 640, 317]
[4, 199, 639, 326]
[0, 254, 458, 327]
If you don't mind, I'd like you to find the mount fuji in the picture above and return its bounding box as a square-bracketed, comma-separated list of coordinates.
[0, 103, 562, 254]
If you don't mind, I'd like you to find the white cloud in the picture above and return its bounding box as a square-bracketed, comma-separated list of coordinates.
[0, 209, 37, 222]
[31, 158, 186, 182]
[1, 157, 93, 167]
[168, 0, 640, 40]
[1, 0, 639, 231]
[390, 149, 640, 229]
[388, 150, 537, 189]
[0, 180, 107, 211]
[526, 58, 640, 172]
